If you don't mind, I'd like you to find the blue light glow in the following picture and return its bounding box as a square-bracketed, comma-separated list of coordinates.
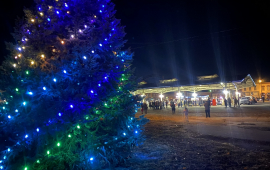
[43, 87, 46, 90]
[63, 70, 67, 73]
[15, 109, 18, 112]
[90, 157, 94, 161]
[56, 11, 59, 14]
[28, 92, 33, 95]
[58, 113, 62, 116]
[0, 165, 3, 169]
[98, 84, 101, 87]
[135, 131, 138, 133]
[65, 3, 68, 7]
[39, 7, 41, 11]
[116, 66, 118, 68]
[36, 128, 39, 132]
[25, 134, 28, 138]
[109, 33, 112, 36]
[2, 107, 5, 109]
[102, 5, 105, 7]
[3, 156, 6, 160]
[99, 44, 102, 47]
[83, 56, 87, 59]
[105, 38, 107, 41]
[104, 77, 107, 79]
[92, 50, 94, 53]
[18, 47, 22, 51]
[8, 148, 10, 152]
[53, 78, 57, 82]
[8, 115, 11, 119]
[70, 105, 73, 108]
[122, 59, 124, 62]
[23, 102, 26, 106]
[84, 25, 87, 28]
[91, 90, 94, 93]
[99, 10, 102, 13]
[47, 18, 51, 21]
[123, 133, 126, 136]
[112, 28, 114, 31]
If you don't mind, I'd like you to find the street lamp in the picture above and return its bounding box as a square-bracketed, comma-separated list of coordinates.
[259, 80, 262, 99]
[176, 92, 182, 101]
[223, 90, 228, 99]
[159, 94, 164, 101]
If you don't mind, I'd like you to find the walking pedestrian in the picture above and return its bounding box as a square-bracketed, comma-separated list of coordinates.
[224, 98, 228, 108]
[166, 101, 168, 108]
[204, 101, 210, 118]
[183, 107, 189, 122]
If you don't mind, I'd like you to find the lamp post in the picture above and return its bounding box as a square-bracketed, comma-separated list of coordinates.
[223, 89, 228, 99]
[259, 80, 262, 99]
[176, 92, 182, 101]
[192, 92, 197, 106]
[159, 93, 164, 101]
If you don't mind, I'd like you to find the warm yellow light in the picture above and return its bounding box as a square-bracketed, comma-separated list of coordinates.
[41, 54, 45, 58]
[52, 49, 56, 52]
[259, 80, 262, 83]
[18, 54, 21, 57]
[13, 64, 16, 67]
[40, 12, 43, 16]
[22, 47, 25, 49]
[25, 38, 28, 41]
[61, 41, 64, 44]
[31, 19, 35, 22]
[31, 61, 34, 65]
[94, 15, 97, 18]
[67, 11, 70, 14]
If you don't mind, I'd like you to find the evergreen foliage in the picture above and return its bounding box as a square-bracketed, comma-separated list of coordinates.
[0, 0, 148, 169]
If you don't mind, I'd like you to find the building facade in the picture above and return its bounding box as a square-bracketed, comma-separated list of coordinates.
[242, 81, 270, 99]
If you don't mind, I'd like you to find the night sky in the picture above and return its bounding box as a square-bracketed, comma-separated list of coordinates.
[1, 0, 269, 81]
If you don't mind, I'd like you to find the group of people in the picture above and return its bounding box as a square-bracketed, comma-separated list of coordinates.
[224, 97, 240, 108]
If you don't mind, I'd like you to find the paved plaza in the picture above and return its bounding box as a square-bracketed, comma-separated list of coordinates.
[125, 102, 270, 169]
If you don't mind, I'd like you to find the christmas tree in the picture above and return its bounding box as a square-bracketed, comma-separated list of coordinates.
[0, 0, 148, 169]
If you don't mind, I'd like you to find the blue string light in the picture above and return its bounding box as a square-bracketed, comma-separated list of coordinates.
[25, 135, 28, 138]
[63, 70, 67, 73]
[99, 44, 102, 47]
[92, 50, 94, 53]
[58, 113, 62, 116]
[83, 56, 87, 59]
[98, 84, 101, 87]
[47, 18, 51, 21]
[27, 92, 33, 95]
[70, 105, 73, 108]
[65, 3, 68, 7]
[56, 11, 59, 14]
[53, 78, 57, 82]
[90, 157, 94, 161]
[23, 102, 26, 106]
[43, 87, 46, 90]
[36, 128, 39, 132]
[15, 109, 18, 112]
[8, 115, 11, 119]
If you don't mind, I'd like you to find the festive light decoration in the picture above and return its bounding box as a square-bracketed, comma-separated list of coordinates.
[0, 0, 148, 169]
[31, 19, 35, 22]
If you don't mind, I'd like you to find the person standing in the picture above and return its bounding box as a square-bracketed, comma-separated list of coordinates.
[234, 97, 237, 107]
[143, 102, 148, 114]
[228, 97, 231, 108]
[180, 100, 183, 107]
[262, 96, 265, 103]
[165, 101, 168, 108]
[204, 101, 210, 118]
[171, 101, 175, 114]
[183, 107, 189, 122]
[224, 98, 228, 108]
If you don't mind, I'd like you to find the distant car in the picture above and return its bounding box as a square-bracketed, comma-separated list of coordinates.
[240, 97, 252, 105]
